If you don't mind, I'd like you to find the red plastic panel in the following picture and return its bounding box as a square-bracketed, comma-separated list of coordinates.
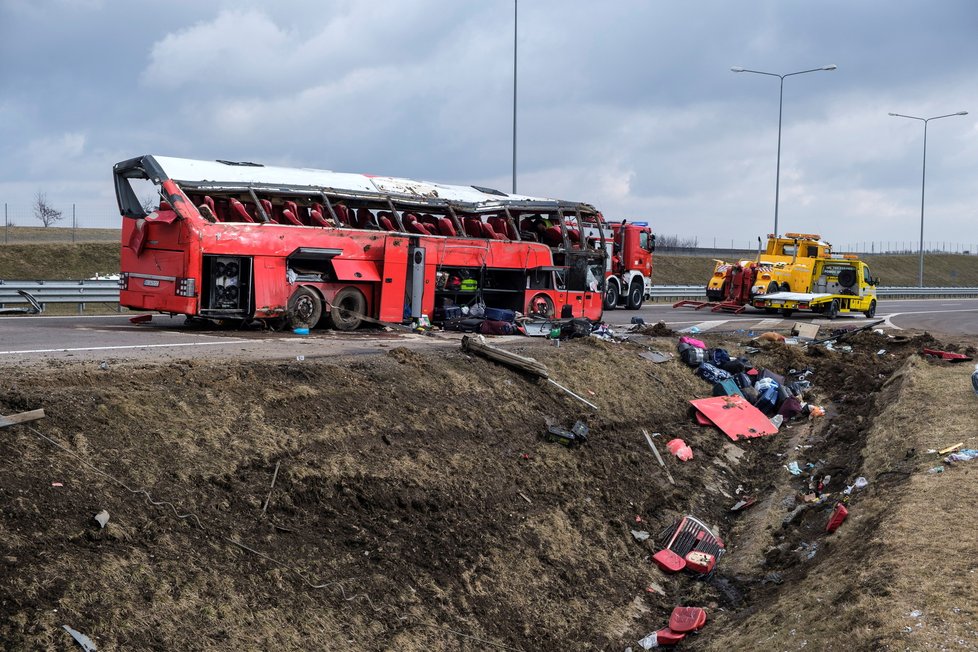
[689, 395, 779, 441]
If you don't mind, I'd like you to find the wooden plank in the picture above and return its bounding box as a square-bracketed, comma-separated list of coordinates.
[0, 408, 46, 429]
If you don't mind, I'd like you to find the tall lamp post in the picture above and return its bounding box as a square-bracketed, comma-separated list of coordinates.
[887, 110, 968, 287]
[731, 64, 837, 237]
[512, 0, 518, 194]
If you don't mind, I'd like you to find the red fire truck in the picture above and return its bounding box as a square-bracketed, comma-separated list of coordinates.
[114, 155, 608, 330]
[602, 220, 655, 310]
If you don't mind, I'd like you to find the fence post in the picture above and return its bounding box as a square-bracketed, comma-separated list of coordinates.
[3, 203, 7, 245]
[72, 204, 76, 243]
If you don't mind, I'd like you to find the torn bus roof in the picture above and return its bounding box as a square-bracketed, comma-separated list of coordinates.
[133, 155, 567, 206]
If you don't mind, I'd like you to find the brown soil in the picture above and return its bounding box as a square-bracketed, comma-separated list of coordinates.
[0, 328, 975, 650]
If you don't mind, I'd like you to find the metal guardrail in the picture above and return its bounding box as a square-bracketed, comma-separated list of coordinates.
[649, 285, 978, 300]
[1, 280, 977, 313]
[0, 279, 121, 313]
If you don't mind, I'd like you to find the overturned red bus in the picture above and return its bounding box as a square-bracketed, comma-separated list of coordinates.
[114, 155, 609, 330]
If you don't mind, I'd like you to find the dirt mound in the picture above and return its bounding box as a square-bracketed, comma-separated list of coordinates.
[0, 331, 971, 650]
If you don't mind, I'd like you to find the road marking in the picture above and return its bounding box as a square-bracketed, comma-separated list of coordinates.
[0, 340, 249, 356]
[754, 318, 783, 329]
[940, 303, 961, 306]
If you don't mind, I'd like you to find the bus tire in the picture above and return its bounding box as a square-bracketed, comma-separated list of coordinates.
[626, 278, 644, 310]
[328, 287, 366, 331]
[604, 280, 620, 310]
[864, 299, 877, 318]
[287, 286, 322, 330]
[826, 299, 839, 320]
[528, 293, 556, 319]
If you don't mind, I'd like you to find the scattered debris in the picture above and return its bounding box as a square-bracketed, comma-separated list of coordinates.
[756, 331, 786, 343]
[94, 510, 110, 529]
[642, 429, 676, 486]
[791, 323, 820, 340]
[128, 314, 152, 324]
[927, 466, 945, 474]
[51, 482, 64, 488]
[653, 516, 724, 575]
[631, 530, 651, 542]
[62, 625, 97, 651]
[517, 491, 533, 504]
[0, 408, 46, 430]
[843, 477, 869, 495]
[730, 496, 756, 512]
[939, 442, 964, 455]
[543, 418, 588, 447]
[638, 606, 709, 649]
[666, 438, 693, 461]
[973, 363, 978, 394]
[639, 351, 673, 364]
[785, 461, 802, 475]
[261, 460, 282, 515]
[922, 348, 973, 362]
[826, 503, 849, 533]
[945, 449, 978, 464]
[689, 395, 779, 441]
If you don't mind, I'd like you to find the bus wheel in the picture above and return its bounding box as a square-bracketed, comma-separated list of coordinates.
[626, 279, 644, 310]
[528, 293, 556, 319]
[826, 299, 840, 320]
[287, 287, 322, 330]
[603, 281, 619, 310]
[328, 287, 366, 331]
[864, 299, 877, 318]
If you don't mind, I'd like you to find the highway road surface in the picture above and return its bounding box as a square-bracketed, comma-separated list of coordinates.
[0, 298, 975, 364]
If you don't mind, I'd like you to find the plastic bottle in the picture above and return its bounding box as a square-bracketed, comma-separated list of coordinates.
[927, 466, 944, 474]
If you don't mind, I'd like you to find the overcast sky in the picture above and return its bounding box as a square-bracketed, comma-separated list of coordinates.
[1, 0, 977, 249]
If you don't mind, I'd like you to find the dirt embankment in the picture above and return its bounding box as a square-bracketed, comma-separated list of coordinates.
[0, 330, 976, 650]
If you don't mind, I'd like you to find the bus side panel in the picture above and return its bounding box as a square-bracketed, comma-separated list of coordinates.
[253, 256, 288, 318]
[580, 290, 603, 320]
[378, 237, 409, 322]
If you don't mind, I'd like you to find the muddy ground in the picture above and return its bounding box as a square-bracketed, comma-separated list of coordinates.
[1, 325, 976, 651]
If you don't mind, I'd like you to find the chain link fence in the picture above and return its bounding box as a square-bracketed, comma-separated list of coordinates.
[1, 203, 120, 244]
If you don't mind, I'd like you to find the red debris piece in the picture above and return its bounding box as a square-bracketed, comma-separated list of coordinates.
[922, 348, 973, 362]
[652, 548, 686, 573]
[129, 314, 153, 324]
[669, 606, 708, 633]
[689, 395, 779, 441]
[684, 551, 716, 574]
[653, 627, 686, 645]
[826, 502, 849, 533]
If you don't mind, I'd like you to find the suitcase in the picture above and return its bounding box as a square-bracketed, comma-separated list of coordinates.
[484, 307, 516, 322]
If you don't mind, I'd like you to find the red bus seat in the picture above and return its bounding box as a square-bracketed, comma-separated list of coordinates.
[309, 209, 331, 227]
[283, 201, 304, 225]
[333, 203, 350, 225]
[230, 198, 255, 223]
[260, 199, 275, 223]
[542, 226, 563, 246]
[354, 208, 375, 229]
[436, 217, 456, 236]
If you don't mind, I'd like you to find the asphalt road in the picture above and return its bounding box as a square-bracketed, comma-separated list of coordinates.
[0, 298, 975, 364]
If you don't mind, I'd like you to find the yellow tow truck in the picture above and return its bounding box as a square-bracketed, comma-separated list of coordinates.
[751, 254, 879, 318]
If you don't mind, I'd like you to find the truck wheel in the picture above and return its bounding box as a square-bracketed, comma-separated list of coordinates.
[781, 309, 794, 318]
[838, 269, 857, 288]
[864, 299, 877, 318]
[328, 287, 366, 331]
[780, 282, 790, 292]
[764, 308, 778, 315]
[287, 286, 322, 330]
[626, 279, 644, 310]
[604, 281, 619, 310]
[767, 281, 780, 294]
[826, 299, 839, 320]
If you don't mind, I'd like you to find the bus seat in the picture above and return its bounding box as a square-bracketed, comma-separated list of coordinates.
[310, 209, 331, 227]
[283, 201, 303, 225]
[463, 218, 482, 237]
[333, 203, 350, 225]
[436, 217, 456, 236]
[354, 208, 374, 229]
[281, 209, 302, 226]
[203, 196, 222, 222]
[420, 213, 438, 227]
[230, 198, 255, 223]
[488, 217, 510, 240]
[542, 226, 563, 247]
[503, 220, 519, 240]
[378, 215, 396, 230]
[159, 200, 172, 212]
[260, 199, 275, 223]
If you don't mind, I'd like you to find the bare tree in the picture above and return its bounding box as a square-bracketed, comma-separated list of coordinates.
[33, 191, 64, 227]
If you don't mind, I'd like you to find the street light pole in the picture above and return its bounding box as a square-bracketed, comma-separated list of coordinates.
[731, 64, 837, 237]
[888, 110, 968, 287]
[512, 0, 518, 194]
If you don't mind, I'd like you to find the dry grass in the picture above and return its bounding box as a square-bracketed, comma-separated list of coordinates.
[0, 243, 119, 280]
[0, 226, 120, 244]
